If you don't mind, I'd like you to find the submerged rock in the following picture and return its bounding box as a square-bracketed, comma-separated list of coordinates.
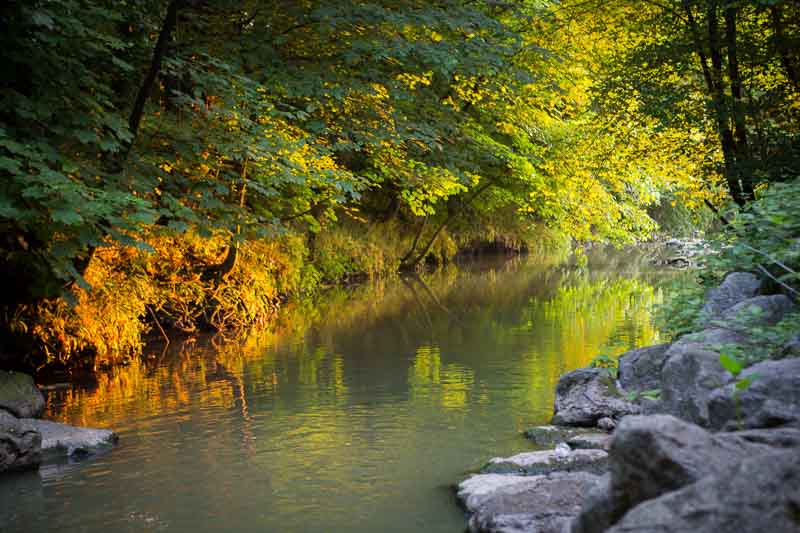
[0, 371, 45, 419]
[0, 411, 41, 473]
[552, 368, 640, 427]
[617, 344, 670, 393]
[606, 450, 800, 533]
[458, 472, 600, 533]
[707, 356, 800, 431]
[700, 272, 762, 324]
[21, 419, 117, 458]
[483, 447, 608, 476]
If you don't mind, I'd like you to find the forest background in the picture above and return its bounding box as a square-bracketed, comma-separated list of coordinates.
[1, 0, 798, 372]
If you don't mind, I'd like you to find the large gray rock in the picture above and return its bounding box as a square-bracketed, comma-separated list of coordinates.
[718, 294, 795, 328]
[659, 328, 742, 425]
[458, 472, 601, 533]
[483, 447, 608, 476]
[700, 272, 762, 323]
[571, 417, 800, 533]
[707, 356, 800, 430]
[606, 450, 800, 533]
[618, 344, 670, 393]
[569, 473, 614, 533]
[0, 372, 45, 419]
[552, 369, 640, 427]
[20, 419, 117, 458]
[0, 411, 41, 473]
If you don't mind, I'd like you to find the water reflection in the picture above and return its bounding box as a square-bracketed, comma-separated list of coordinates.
[1, 248, 675, 533]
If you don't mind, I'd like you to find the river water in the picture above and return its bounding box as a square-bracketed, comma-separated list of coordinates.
[0, 249, 673, 532]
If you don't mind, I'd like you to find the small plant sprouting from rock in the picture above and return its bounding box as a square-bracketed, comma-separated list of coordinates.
[626, 389, 662, 402]
[589, 354, 619, 380]
[719, 351, 760, 429]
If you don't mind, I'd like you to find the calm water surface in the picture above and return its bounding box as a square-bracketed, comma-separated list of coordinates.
[1, 249, 672, 532]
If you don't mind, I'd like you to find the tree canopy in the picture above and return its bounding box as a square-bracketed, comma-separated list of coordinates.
[1, 0, 798, 367]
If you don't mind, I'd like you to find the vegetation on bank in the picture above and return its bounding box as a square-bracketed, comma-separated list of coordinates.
[656, 177, 800, 364]
[1, 1, 798, 372]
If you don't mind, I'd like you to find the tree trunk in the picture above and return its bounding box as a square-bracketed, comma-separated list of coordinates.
[771, 5, 800, 92]
[725, 4, 752, 200]
[401, 181, 493, 270]
[708, 1, 745, 205]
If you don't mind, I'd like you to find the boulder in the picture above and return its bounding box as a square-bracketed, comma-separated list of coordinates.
[0, 411, 41, 473]
[457, 472, 601, 533]
[483, 447, 608, 476]
[617, 344, 670, 393]
[707, 356, 800, 431]
[0, 371, 45, 419]
[524, 426, 599, 448]
[569, 474, 613, 533]
[552, 369, 640, 427]
[606, 450, 800, 533]
[570, 416, 800, 533]
[718, 294, 795, 327]
[659, 328, 743, 426]
[20, 419, 118, 458]
[700, 272, 762, 323]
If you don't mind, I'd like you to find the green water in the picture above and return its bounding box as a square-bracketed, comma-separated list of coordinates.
[0, 250, 672, 532]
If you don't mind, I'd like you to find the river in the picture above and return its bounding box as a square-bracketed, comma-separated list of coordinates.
[0, 248, 674, 532]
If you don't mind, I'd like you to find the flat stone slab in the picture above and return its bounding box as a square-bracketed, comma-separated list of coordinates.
[21, 419, 117, 458]
[457, 472, 600, 533]
[483, 448, 608, 475]
[566, 433, 613, 451]
[524, 425, 601, 448]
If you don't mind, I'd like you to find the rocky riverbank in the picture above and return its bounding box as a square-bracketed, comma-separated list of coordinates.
[456, 271, 800, 532]
[0, 371, 117, 474]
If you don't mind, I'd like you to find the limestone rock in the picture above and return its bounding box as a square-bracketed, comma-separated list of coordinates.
[617, 344, 670, 393]
[608, 415, 790, 525]
[483, 447, 608, 476]
[0, 371, 45, 419]
[524, 426, 598, 448]
[552, 368, 640, 427]
[458, 472, 601, 533]
[0, 411, 41, 473]
[566, 433, 613, 451]
[20, 419, 117, 458]
[707, 356, 800, 430]
[569, 473, 613, 533]
[659, 329, 743, 426]
[606, 450, 800, 533]
[596, 417, 616, 432]
[718, 294, 795, 328]
[700, 272, 762, 323]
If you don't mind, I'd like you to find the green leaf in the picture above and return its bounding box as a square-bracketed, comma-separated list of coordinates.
[719, 354, 743, 376]
[51, 209, 84, 225]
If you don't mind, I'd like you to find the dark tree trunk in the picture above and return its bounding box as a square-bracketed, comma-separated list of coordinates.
[725, 4, 752, 199]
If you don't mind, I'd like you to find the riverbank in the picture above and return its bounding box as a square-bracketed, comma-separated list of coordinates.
[457, 270, 800, 532]
[1, 371, 117, 474]
[0, 222, 567, 377]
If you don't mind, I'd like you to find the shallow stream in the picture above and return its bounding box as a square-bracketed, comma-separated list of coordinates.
[0, 249, 673, 532]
